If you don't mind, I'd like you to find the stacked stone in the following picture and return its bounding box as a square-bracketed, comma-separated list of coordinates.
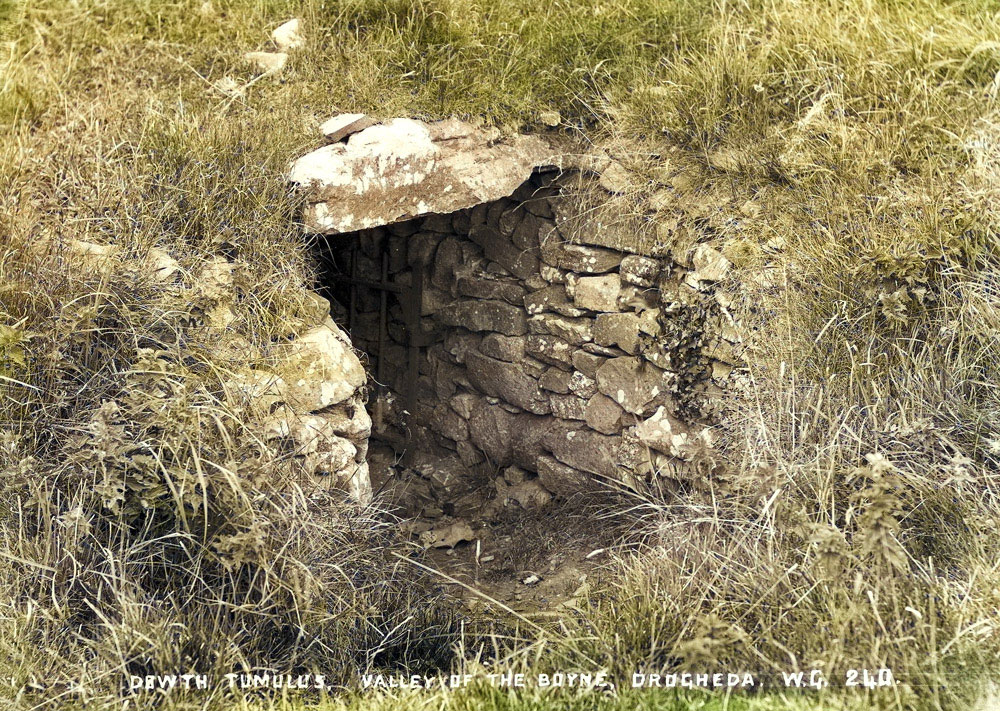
[341, 170, 740, 504]
[223, 290, 374, 504]
[42, 236, 376, 504]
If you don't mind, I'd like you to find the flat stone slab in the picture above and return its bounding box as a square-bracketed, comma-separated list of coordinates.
[289, 117, 559, 234]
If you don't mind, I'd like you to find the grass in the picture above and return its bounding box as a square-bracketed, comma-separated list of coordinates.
[2, 0, 1000, 709]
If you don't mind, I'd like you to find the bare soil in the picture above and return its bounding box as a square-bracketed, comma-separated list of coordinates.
[367, 443, 627, 614]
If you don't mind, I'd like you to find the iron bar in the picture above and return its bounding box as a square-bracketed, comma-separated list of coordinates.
[376, 245, 389, 385]
[347, 238, 358, 333]
[327, 274, 406, 294]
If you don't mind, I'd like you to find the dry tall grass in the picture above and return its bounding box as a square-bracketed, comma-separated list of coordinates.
[2, 0, 999, 709]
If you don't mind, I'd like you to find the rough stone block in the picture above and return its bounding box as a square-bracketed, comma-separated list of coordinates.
[274, 318, 366, 411]
[540, 264, 567, 283]
[571, 349, 607, 379]
[457, 440, 483, 466]
[538, 368, 572, 394]
[433, 404, 470, 442]
[595, 356, 673, 416]
[421, 213, 454, 233]
[503, 465, 528, 485]
[620, 255, 660, 287]
[548, 394, 587, 420]
[437, 299, 527, 336]
[511, 212, 543, 250]
[552, 199, 645, 253]
[407, 232, 440, 268]
[582, 341, 626, 358]
[539, 239, 623, 274]
[433, 357, 467, 399]
[543, 423, 619, 478]
[528, 314, 593, 345]
[451, 209, 472, 233]
[634, 406, 712, 461]
[466, 350, 550, 414]
[468, 402, 549, 470]
[444, 331, 482, 364]
[469, 202, 489, 228]
[496, 477, 552, 509]
[524, 275, 548, 291]
[568, 370, 599, 399]
[431, 237, 463, 290]
[618, 427, 655, 478]
[456, 274, 526, 306]
[421, 286, 453, 315]
[470, 224, 540, 279]
[525, 334, 575, 366]
[585, 393, 625, 435]
[573, 274, 621, 312]
[522, 355, 548, 377]
[524, 285, 586, 317]
[523, 195, 555, 219]
[480, 333, 526, 362]
[450, 392, 478, 419]
[498, 205, 523, 236]
[537, 455, 591, 496]
[593, 312, 641, 354]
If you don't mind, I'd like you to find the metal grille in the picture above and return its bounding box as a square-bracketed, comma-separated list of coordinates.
[318, 232, 425, 456]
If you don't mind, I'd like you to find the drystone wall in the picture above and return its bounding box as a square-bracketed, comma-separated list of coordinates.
[316, 172, 740, 513]
[292, 114, 745, 515]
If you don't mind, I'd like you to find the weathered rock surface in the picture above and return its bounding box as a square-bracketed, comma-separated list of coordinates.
[635, 406, 714, 461]
[543, 424, 619, 478]
[244, 51, 287, 74]
[479, 333, 526, 362]
[593, 312, 641, 354]
[585, 393, 625, 435]
[620, 255, 660, 287]
[271, 18, 304, 50]
[536, 455, 591, 496]
[525, 334, 575, 367]
[290, 118, 558, 234]
[548, 393, 587, 420]
[595, 356, 672, 416]
[528, 314, 593, 345]
[437, 300, 527, 336]
[320, 112, 375, 142]
[524, 285, 586, 317]
[540, 240, 623, 273]
[274, 317, 366, 411]
[468, 402, 549, 470]
[469, 224, 541, 279]
[456, 274, 526, 305]
[539, 368, 572, 394]
[419, 520, 474, 548]
[466, 350, 550, 414]
[573, 274, 621, 311]
[495, 477, 552, 509]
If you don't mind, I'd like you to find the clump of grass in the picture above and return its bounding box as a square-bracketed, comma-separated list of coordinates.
[0, 4, 469, 704]
[3, 0, 1000, 709]
[0, 176, 460, 709]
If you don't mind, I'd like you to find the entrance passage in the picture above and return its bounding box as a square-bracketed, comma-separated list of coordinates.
[316, 227, 428, 459]
[293, 115, 720, 611]
[311, 165, 677, 529]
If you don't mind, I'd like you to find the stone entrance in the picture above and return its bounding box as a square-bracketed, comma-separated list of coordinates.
[291, 115, 734, 541]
